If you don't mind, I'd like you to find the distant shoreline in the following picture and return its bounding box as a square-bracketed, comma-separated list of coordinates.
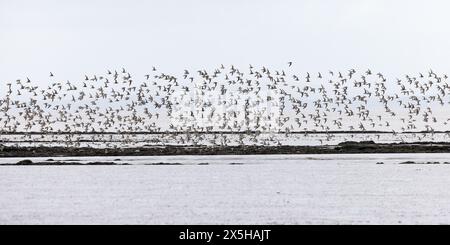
[2, 141, 450, 157]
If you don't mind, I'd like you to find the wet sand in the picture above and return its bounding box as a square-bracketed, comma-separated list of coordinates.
[2, 141, 450, 158]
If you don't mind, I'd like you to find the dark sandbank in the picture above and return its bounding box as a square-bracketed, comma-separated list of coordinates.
[398, 161, 450, 164]
[2, 141, 450, 157]
[7, 159, 128, 166]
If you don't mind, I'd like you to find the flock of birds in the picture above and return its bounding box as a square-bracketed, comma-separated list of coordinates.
[1, 63, 450, 147]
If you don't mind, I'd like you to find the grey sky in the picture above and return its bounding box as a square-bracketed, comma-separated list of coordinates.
[1, 0, 450, 83]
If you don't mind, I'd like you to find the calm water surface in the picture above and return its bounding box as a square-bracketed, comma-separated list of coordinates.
[1, 153, 450, 224]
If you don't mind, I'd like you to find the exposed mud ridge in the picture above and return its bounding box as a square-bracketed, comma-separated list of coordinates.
[2, 141, 450, 157]
[1, 159, 129, 166]
[398, 161, 450, 164]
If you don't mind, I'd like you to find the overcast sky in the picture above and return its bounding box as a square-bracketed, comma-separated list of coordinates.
[1, 0, 450, 82]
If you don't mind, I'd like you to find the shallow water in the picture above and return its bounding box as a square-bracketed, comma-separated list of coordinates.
[1, 153, 450, 224]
